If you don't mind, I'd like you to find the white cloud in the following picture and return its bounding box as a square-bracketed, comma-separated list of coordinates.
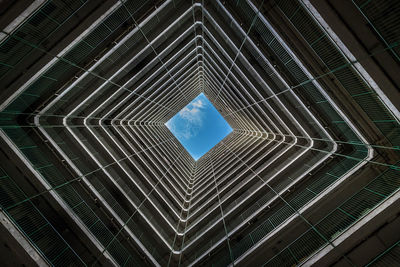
[191, 99, 204, 108]
[167, 97, 207, 140]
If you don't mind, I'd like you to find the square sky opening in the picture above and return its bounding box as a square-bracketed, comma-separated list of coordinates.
[165, 93, 233, 160]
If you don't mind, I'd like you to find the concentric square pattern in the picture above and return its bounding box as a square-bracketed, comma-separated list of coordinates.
[0, 0, 399, 266]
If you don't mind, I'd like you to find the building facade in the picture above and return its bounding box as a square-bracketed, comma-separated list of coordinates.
[0, 0, 399, 266]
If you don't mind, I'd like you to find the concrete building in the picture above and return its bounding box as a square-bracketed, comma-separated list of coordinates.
[0, 0, 399, 266]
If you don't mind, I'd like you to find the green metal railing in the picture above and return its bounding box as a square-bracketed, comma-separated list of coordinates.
[190, 1, 364, 265]
[1, 0, 399, 266]
[353, 0, 400, 62]
[0, 167, 86, 266]
[366, 239, 400, 266]
[264, 165, 399, 266]
[0, 0, 88, 80]
[277, 0, 400, 148]
[0, 0, 160, 265]
[193, 0, 400, 265]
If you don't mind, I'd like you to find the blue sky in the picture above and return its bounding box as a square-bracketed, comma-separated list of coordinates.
[165, 93, 232, 160]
